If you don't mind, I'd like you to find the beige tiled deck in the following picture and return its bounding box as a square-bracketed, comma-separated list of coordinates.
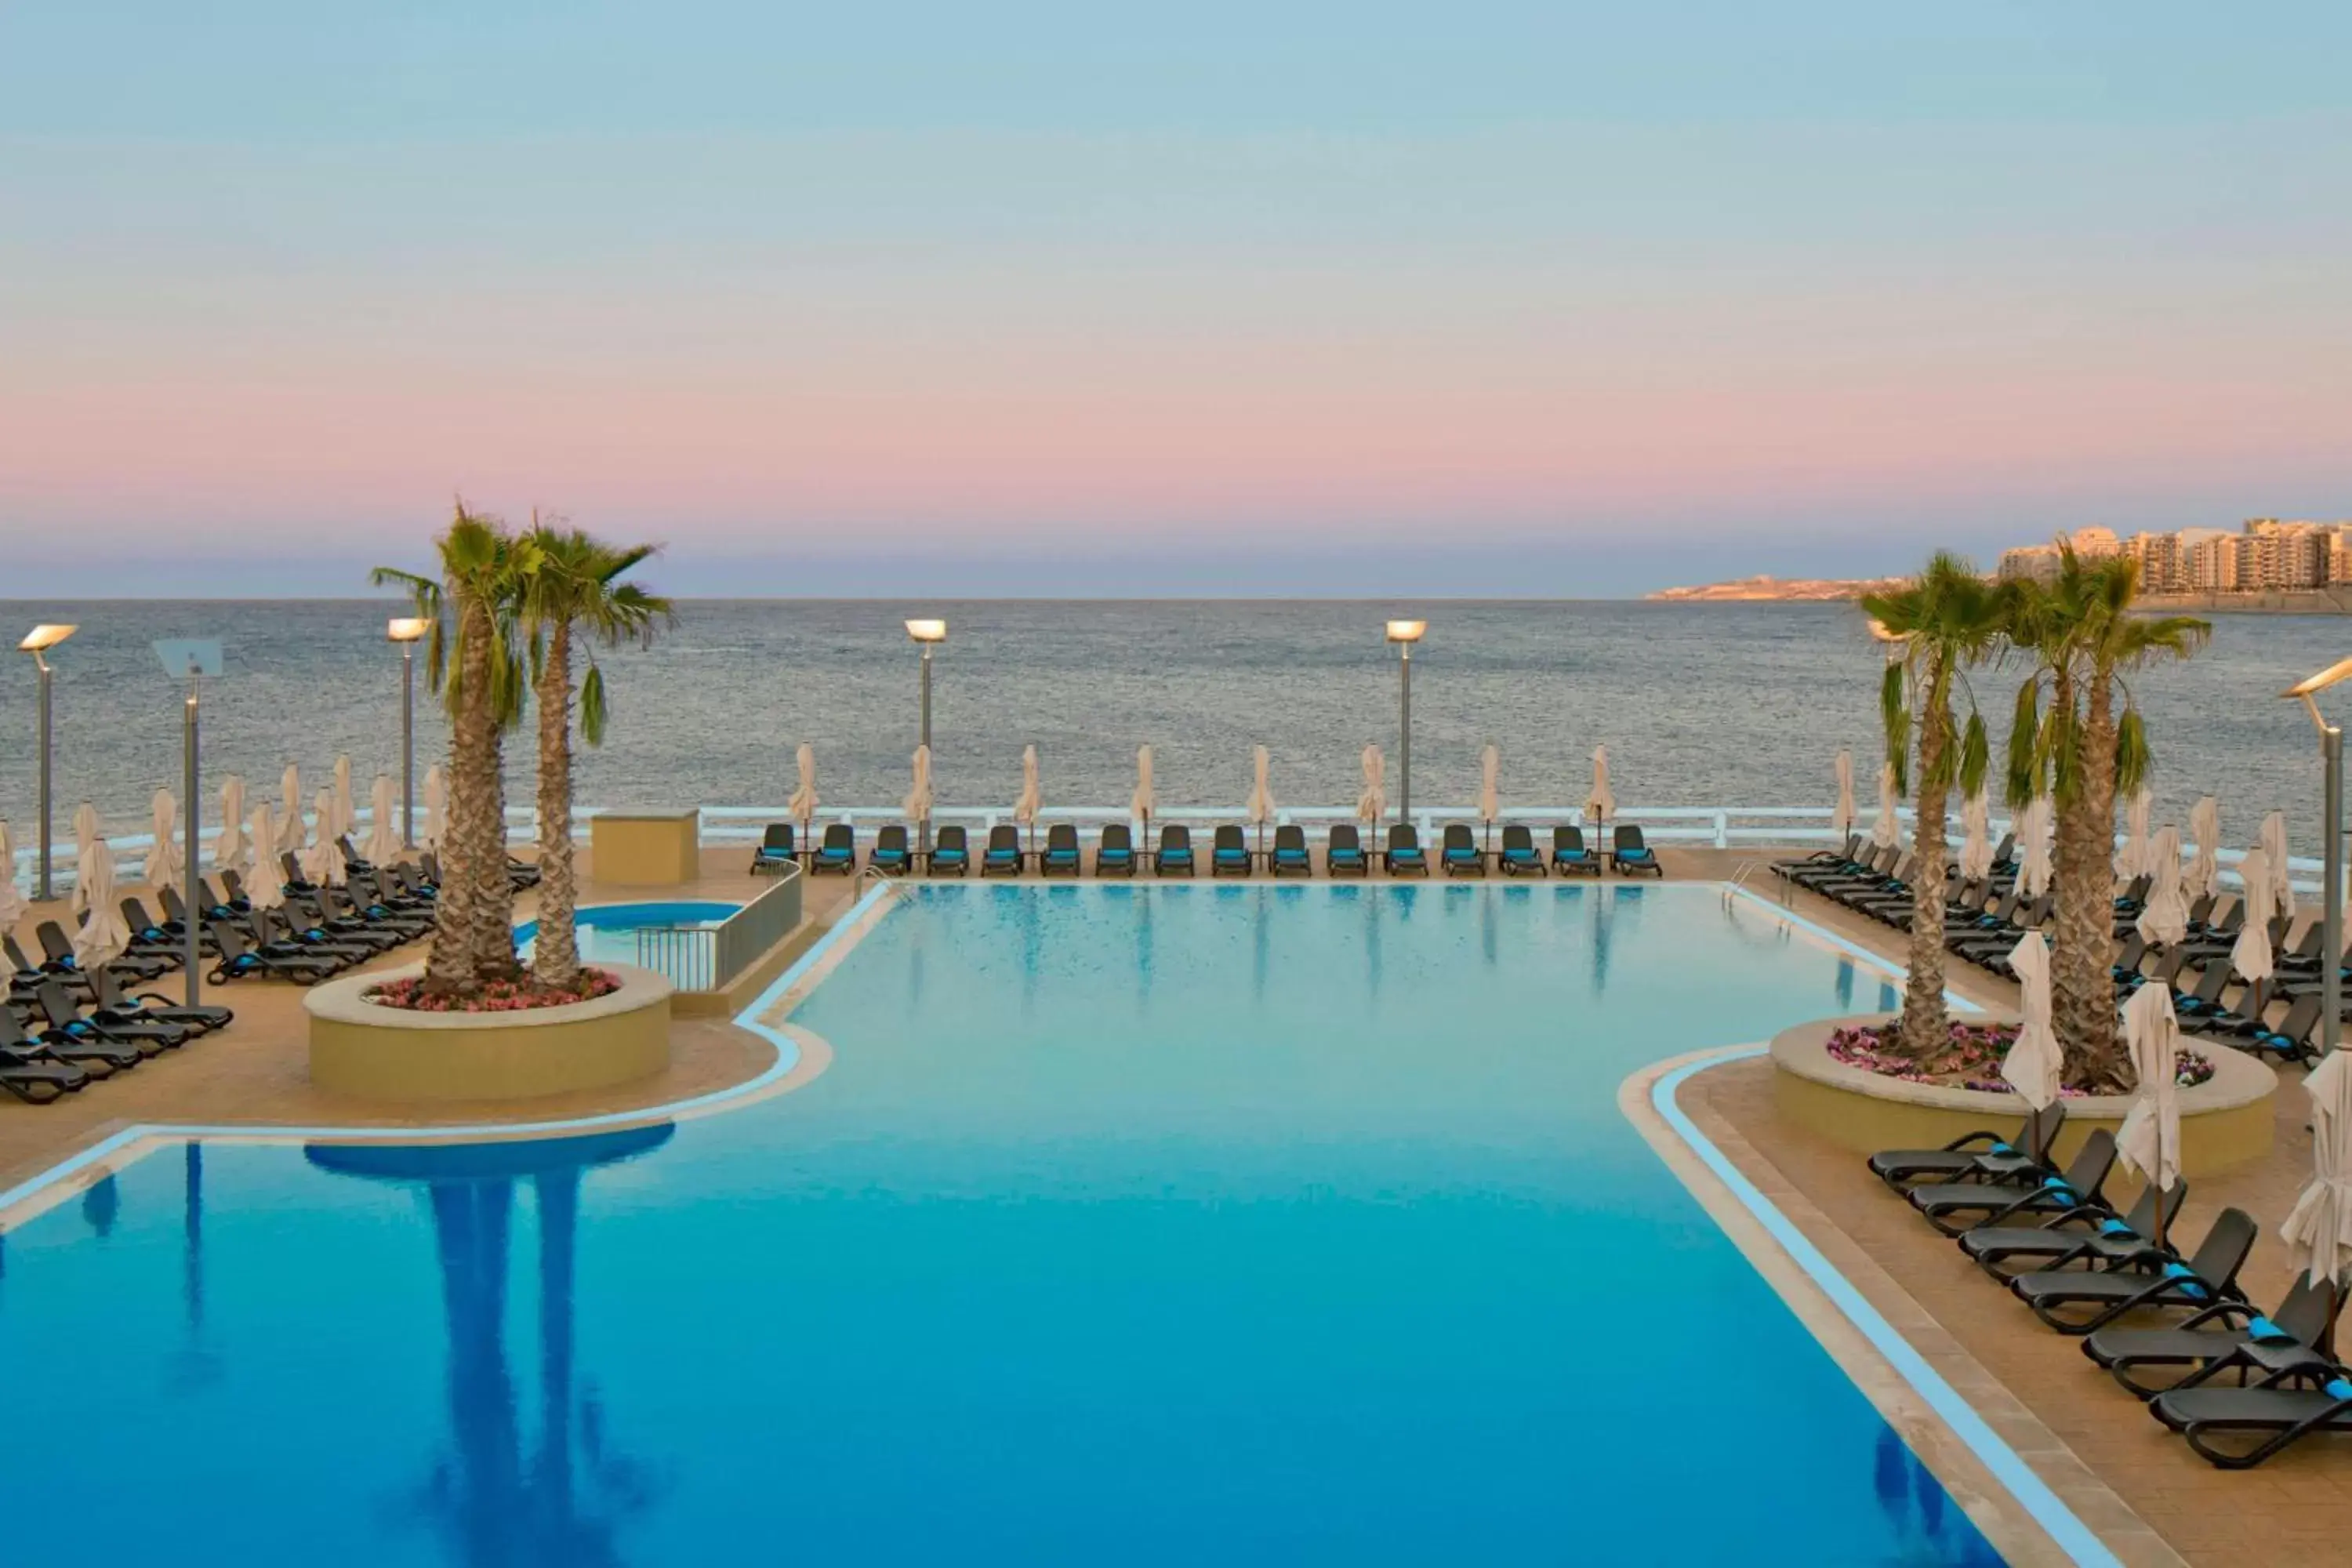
[1688, 872, 2352, 1567]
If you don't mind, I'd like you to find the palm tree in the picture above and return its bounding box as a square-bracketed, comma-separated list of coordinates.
[1858, 554, 2004, 1062]
[2005, 549, 2207, 1087]
[373, 508, 538, 995]
[517, 525, 674, 991]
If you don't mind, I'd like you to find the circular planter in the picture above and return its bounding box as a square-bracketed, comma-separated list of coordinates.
[305, 962, 673, 1103]
[1769, 1014, 2278, 1176]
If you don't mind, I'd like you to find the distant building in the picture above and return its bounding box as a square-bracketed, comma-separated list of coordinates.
[1998, 518, 2351, 597]
[2067, 526, 2122, 559]
[2125, 532, 2180, 593]
[1997, 544, 2061, 584]
[2177, 528, 2238, 591]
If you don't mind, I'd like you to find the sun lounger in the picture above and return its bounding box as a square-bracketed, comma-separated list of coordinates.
[1551, 826, 1601, 877]
[1211, 825, 1253, 877]
[931, 824, 971, 875]
[1155, 825, 1194, 876]
[1384, 824, 1428, 877]
[1269, 824, 1312, 877]
[1777, 833, 1862, 880]
[36, 918, 172, 985]
[205, 920, 343, 985]
[1958, 1179, 2187, 1278]
[1907, 1130, 2117, 1236]
[1327, 825, 1369, 877]
[26, 978, 186, 1055]
[811, 824, 857, 875]
[2151, 1376, 2352, 1468]
[1868, 1103, 2067, 1189]
[1496, 824, 1544, 877]
[1439, 824, 1484, 877]
[2213, 993, 2320, 1069]
[2086, 1272, 2341, 1399]
[982, 825, 1025, 877]
[2009, 1207, 2257, 1334]
[1040, 823, 1083, 876]
[870, 824, 915, 875]
[2, 1011, 133, 1079]
[0, 1034, 86, 1102]
[89, 966, 231, 1035]
[1611, 824, 1662, 877]
[750, 823, 797, 875]
[1094, 824, 1135, 877]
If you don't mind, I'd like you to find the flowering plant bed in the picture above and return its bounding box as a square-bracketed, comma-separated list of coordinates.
[1825, 1021, 2215, 1095]
[365, 969, 622, 1014]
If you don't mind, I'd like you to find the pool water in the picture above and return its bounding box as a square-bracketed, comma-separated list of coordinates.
[0, 884, 2002, 1566]
[516, 898, 739, 967]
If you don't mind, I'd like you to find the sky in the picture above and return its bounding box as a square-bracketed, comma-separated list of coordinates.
[2, 4, 2348, 596]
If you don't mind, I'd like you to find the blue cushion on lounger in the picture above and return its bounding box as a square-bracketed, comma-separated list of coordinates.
[2098, 1218, 2136, 1236]
[2161, 1261, 2209, 1300]
[1102, 850, 1130, 863]
[2248, 1316, 2296, 1345]
[2327, 1377, 2352, 1402]
[1991, 1142, 2016, 1156]
[2040, 1178, 2076, 1200]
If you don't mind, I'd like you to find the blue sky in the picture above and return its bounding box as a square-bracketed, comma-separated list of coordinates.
[3, 5, 2347, 595]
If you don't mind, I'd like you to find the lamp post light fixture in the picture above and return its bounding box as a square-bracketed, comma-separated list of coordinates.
[388, 617, 431, 847]
[2285, 656, 2352, 1061]
[906, 619, 947, 856]
[17, 623, 77, 901]
[1386, 619, 1427, 824]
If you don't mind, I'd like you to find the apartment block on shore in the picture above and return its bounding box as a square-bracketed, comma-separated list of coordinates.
[1997, 518, 2352, 593]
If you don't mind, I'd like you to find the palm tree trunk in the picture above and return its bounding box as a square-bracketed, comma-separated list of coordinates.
[533, 622, 580, 991]
[426, 584, 492, 995]
[478, 724, 517, 980]
[2054, 673, 2125, 1087]
[1896, 671, 1954, 1059]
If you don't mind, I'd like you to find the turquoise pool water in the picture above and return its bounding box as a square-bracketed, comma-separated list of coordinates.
[516, 899, 740, 967]
[0, 884, 2004, 1566]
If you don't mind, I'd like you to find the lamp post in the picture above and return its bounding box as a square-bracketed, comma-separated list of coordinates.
[906, 619, 946, 857]
[154, 639, 222, 1009]
[389, 618, 430, 847]
[1386, 620, 1425, 826]
[17, 624, 77, 901]
[2285, 657, 2352, 1059]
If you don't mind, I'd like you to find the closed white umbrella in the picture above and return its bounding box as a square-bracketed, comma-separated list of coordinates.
[2232, 845, 2275, 993]
[423, 764, 446, 850]
[904, 745, 933, 826]
[1131, 746, 1156, 839]
[302, 788, 340, 887]
[331, 754, 355, 844]
[1867, 761, 1900, 849]
[1357, 746, 1387, 840]
[2281, 1047, 2352, 1290]
[1958, 787, 1993, 884]
[71, 840, 129, 970]
[69, 802, 100, 915]
[1832, 750, 1857, 840]
[365, 775, 401, 866]
[277, 765, 304, 854]
[1246, 745, 1275, 858]
[1586, 746, 1616, 829]
[2188, 796, 2221, 901]
[147, 789, 183, 892]
[2003, 933, 2063, 1157]
[0, 821, 21, 932]
[2261, 810, 2297, 924]
[2115, 786, 2152, 881]
[2136, 826, 2189, 948]
[788, 743, 819, 840]
[245, 805, 285, 909]
[2016, 797, 2054, 898]
[2119, 982, 2185, 1247]
[1013, 745, 1042, 858]
[215, 775, 247, 874]
[1478, 743, 1501, 855]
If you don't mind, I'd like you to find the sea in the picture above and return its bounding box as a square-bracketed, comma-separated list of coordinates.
[0, 599, 2343, 857]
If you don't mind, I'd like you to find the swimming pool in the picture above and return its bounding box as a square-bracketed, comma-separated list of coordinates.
[0, 884, 2009, 1565]
[516, 898, 739, 976]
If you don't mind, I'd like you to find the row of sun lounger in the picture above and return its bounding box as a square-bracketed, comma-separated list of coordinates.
[1867, 1105, 2343, 1468]
[2, 925, 235, 1105]
[753, 821, 1666, 879]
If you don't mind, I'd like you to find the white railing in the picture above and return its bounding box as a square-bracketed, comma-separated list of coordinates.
[14, 801, 2339, 897]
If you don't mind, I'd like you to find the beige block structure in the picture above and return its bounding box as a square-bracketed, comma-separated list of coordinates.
[589, 808, 702, 884]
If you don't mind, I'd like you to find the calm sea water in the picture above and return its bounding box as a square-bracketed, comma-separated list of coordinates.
[0, 599, 2341, 854]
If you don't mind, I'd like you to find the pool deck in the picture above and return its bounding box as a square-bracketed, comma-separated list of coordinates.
[6, 843, 2346, 1564]
[1690, 868, 2352, 1568]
